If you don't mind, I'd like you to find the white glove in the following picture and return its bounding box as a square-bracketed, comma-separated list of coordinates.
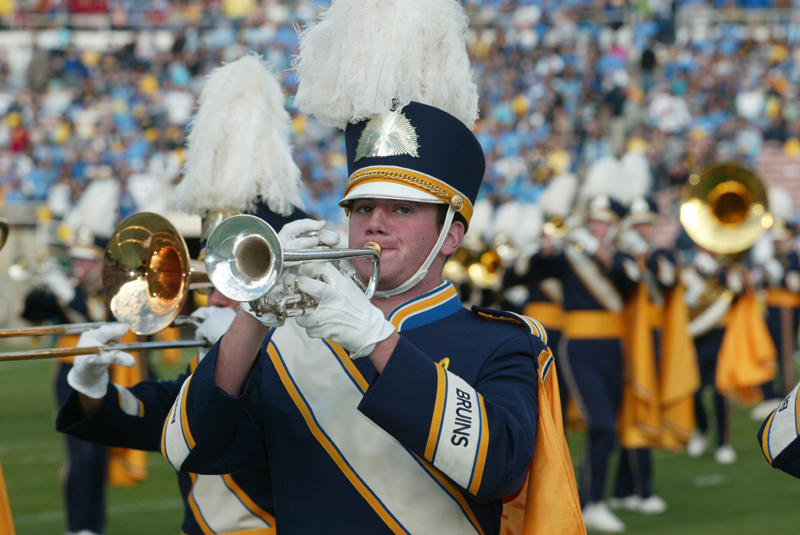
[67, 323, 136, 399]
[192, 306, 237, 345]
[278, 218, 340, 250]
[693, 251, 719, 276]
[618, 229, 649, 256]
[241, 219, 339, 329]
[295, 262, 396, 359]
[568, 228, 600, 255]
[765, 258, 785, 286]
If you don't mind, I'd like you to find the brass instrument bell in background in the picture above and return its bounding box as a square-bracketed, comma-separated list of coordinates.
[679, 163, 772, 255]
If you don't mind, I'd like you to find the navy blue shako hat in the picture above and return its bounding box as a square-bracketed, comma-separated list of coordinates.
[341, 102, 485, 228]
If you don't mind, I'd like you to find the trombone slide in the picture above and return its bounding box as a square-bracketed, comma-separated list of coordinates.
[0, 339, 209, 362]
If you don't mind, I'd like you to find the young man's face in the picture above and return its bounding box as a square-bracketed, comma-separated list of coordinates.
[348, 198, 444, 291]
[633, 222, 653, 242]
[587, 218, 612, 241]
[208, 289, 239, 310]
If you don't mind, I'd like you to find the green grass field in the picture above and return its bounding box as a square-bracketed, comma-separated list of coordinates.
[0, 347, 798, 534]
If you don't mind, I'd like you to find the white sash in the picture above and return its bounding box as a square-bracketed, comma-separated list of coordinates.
[270, 321, 482, 535]
[564, 245, 624, 313]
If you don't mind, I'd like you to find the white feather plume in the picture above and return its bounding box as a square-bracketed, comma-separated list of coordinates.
[175, 53, 303, 217]
[614, 151, 652, 207]
[65, 178, 120, 239]
[466, 198, 494, 242]
[768, 185, 794, 222]
[293, 0, 479, 130]
[539, 173, 577, 218]
[510, 204, 544, 249]
[492, 201, 523, 239]
[579, 156, 622, 206]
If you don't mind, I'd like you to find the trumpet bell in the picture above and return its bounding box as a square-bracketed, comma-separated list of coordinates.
[104, 213, 210, 335]
[204, 215, 284, 303]
[680, 163, 772, 255]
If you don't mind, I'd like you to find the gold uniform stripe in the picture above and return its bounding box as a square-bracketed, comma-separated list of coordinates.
[523, 302, 564, 329]
[159, 409, 169, 459]
[391, 285, 458, 331]
[762, 410, 777, 464]
[327, 340, 369, 392]
[266, 343, 410, 535]
[187, 473, 215, 535]
[425, 365, 447, 461]
[345, 166, 474, 224]
[222, 474, 276, 527]
[181, 376, 197, 449]
[564, 311, 626, 339]
[468, 393, 490, 496]
[766, 288, 800, 308]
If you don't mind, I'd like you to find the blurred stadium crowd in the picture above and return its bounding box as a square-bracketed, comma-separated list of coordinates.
[0, 0, 799, 235]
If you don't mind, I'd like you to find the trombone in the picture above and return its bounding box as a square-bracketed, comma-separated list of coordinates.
[0, 316, 200, 339]
[0, 217, 8, 251]
[0, 339, 209, 362]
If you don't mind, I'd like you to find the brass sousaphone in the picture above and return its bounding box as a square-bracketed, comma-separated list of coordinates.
[679, 162, 772, 255]
[679, 163, 772, 327]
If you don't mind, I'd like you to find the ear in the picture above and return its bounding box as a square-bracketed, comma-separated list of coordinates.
[440, 219, 465, 257]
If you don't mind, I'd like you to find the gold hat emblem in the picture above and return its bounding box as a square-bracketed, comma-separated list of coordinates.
[354, 110, 420, 162]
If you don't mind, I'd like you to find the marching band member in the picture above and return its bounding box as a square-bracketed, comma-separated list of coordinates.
[28, 231, 144, 535]
[750, 187, 800, 420]
[682, 245, 743, 464]
[758, 378, 800, 478]
[611, 197, 678, 516]
[503, 173, 576, 425]
[518, 193, 638, 533]
[160, 1, 583, 533]
[56, 55, 315, 535]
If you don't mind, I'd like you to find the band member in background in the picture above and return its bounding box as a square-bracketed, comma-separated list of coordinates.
[518, 194, 638, 533]
[611, 197, 675, 516]
[57, 54, 313, 535]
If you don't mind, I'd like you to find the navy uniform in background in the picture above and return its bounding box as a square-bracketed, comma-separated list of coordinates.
[521, 195, 638, 533]
[751, 223, 800, 419]
[56, 202, 309, 535]
[682, 249, 742, 464]
[21, 237, 111, 535]
[611, 197, 674, 515]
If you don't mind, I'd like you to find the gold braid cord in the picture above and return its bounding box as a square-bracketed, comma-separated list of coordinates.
[345, 170, 451, 201]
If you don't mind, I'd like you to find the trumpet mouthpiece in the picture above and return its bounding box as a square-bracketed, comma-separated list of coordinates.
[365, 242, 381, 255]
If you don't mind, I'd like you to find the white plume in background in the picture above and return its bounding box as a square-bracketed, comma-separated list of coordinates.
[175, 53, 303, 217]
[65, 178, 120, 239]
[493, 201, 523, 239]
[539, 173, 578, 218]
[615, 151, 652, 207]
[292, 0, 478, 130]
[579, 156, 621, 206]
[466, 198, 494, 242]
[768, 185, 794, 222]
[511, 204, 544, 249]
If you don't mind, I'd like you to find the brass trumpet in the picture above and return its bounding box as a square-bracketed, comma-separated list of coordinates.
[0, 217, 8, 251]
[205, 214, 381, 319]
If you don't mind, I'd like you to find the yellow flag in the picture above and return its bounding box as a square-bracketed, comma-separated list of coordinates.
[618, 281, 661, 448]
[0, 459, 15, 535]
[107, 331, 148, 487]
[500, 350, 586, 535]
[716, 291, 777, 400]
[659, 284, 699, 448]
